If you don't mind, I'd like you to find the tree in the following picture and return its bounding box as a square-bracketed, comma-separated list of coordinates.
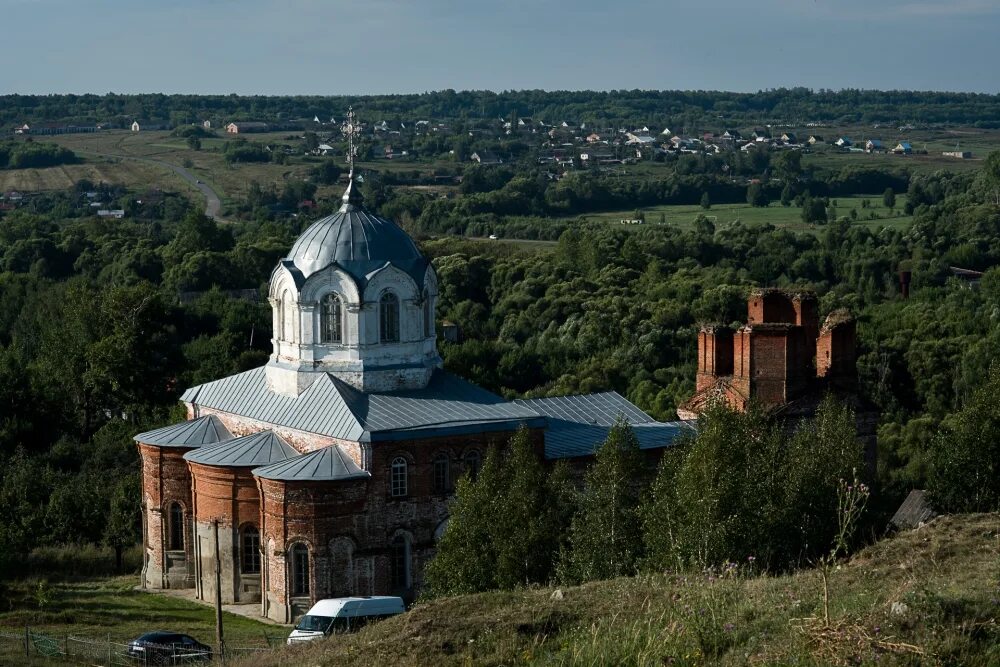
[927, 364, 1000, 512]
[773, 150, 802, 181]
[642, 397, 862, 571]
[493, 428, 565, 588]
[104, 473, 140, 571]
[310, 161, 342, 186]
[423, 447, 505, 596]
[882, 187, 896, 210]
[746, 182, 769, 207]
[561, 419, 645, 583]
[186, 136, 201, 151]
[700, 191, 712, 210]
[303, 131, 320, 153]
[780, 183, 794, 207]
[983, 150, 1000, 205]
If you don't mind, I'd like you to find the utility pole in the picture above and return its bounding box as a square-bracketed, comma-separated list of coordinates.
[213, 520, 225, 665]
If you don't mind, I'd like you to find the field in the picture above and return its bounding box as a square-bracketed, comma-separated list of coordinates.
[0, 159, 187, 194]
[245, 514, 1000, 666]
[570, 194, 912, 234]
[1, 125, 989, 225]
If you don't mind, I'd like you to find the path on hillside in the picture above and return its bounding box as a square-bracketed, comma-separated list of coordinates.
[73, 146, 226, 221]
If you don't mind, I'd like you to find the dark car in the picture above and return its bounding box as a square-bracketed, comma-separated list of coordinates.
[126, 631, 211, 664]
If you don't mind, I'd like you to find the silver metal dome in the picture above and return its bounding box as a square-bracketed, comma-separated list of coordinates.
[285, 173, 427, 284]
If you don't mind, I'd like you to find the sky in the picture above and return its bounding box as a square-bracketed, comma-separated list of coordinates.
[1, 0, 998, 95]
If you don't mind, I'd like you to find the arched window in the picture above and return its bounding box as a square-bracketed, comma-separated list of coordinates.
[241, 526, 260, 574]
[464, 451, 482, 482]
[422, 289, 432, 338]
[390, 535, 410, 590]
[379, 292, 400, 343]
[390, 457, 408, 497]
[432, 453, 450, 494]
[281, 290, 295, 342]
[168, 502, 184, 551]
[290, 543, 310, 596]
[320, 293, 343, 344]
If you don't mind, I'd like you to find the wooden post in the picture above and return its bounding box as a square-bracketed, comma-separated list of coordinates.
[23, 626, 28, 658]
[108, 632, 112, 666]
[214, 520, 225, 665]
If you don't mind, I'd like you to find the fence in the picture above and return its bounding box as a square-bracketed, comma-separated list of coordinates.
[0, 627, 285, 665]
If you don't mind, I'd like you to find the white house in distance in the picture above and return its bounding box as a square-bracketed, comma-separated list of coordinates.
[894, 142, 913, 154]
[131, 121, 141, 132]
[865, 139, 883, 153]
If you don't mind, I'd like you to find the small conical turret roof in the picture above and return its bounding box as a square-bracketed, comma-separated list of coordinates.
[252, 445, 369, 481]
[134, 415, 233, 448]
[183, 430, 298, 467]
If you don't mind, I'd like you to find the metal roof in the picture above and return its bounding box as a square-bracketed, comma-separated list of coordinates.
[253, 445, 369, 482]
[180, 367, 545, 443]
[285, 203, 429, 286]
[514, 392, 692, 459]
[134, 415, 233, 448]
[182, 430, 298, 468]
[542, 420, 692, 459]
[514, 391, 654, 427]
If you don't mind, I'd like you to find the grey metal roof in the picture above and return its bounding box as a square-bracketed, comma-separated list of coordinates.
[180, 367, 545, 443]
[134, 415, 233, 448]
[253, 445, 369, 482]
[513, 392, 655, 426]
[514, 392, 692, 459]
[542, 420, 692, 459]
[182, 430, 298, 468]
[285, 203, 429, 287]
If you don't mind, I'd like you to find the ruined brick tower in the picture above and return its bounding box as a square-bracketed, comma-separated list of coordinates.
[678, 288, 859, 419]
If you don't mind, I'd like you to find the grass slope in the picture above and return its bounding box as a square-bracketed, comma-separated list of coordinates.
[248, 514, 999, 667]
[0, 576, 280, 651]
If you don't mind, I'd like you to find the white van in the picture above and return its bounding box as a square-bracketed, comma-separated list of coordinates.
[286, 596, 405, 643]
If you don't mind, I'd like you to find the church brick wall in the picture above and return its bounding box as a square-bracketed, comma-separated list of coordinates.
[137, 444, 196, 590]
[252, 426, 545, 623]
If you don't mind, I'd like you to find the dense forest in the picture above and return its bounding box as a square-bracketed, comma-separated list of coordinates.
[8, 88, 1000, 127]
[1, 137, 999, 576]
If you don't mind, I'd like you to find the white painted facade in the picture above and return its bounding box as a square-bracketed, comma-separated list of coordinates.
[265, 247, 441, 396]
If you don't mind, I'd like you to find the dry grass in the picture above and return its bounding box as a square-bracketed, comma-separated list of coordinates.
[237, 513, 1000, 666]
[0, 160, 184, 193]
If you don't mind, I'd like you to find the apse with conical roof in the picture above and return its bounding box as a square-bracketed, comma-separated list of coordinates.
[265, 117, 441, 397]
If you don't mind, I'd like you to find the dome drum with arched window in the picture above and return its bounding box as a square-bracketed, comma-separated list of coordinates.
[265, 172, 442, 396]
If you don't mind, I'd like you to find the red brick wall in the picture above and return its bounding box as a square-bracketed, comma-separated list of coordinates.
[817, 320, 857, 388]
[188, 463, 260, 529]
[748, 291, 797, 325]
[253, 427, 545, 620]
[137, 443, 197, 587]
[696, 327, 733, 391]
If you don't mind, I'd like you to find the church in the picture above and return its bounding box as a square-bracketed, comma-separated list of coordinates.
[134, 168, 687, 623]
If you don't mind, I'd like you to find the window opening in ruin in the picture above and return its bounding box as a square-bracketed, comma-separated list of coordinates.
[168, 502, 184, 551]
[380, 292, 400, 343]
[320, 293, 343, 344]
[291, 543, 310, 596]
[390, 457, 408, 497]
[432, 453, 450, 494]
[242, 526, 261, 574]
[390, 535, 410, 589]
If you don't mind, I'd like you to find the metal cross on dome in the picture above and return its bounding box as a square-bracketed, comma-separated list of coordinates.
[341, 107, 360, 170]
